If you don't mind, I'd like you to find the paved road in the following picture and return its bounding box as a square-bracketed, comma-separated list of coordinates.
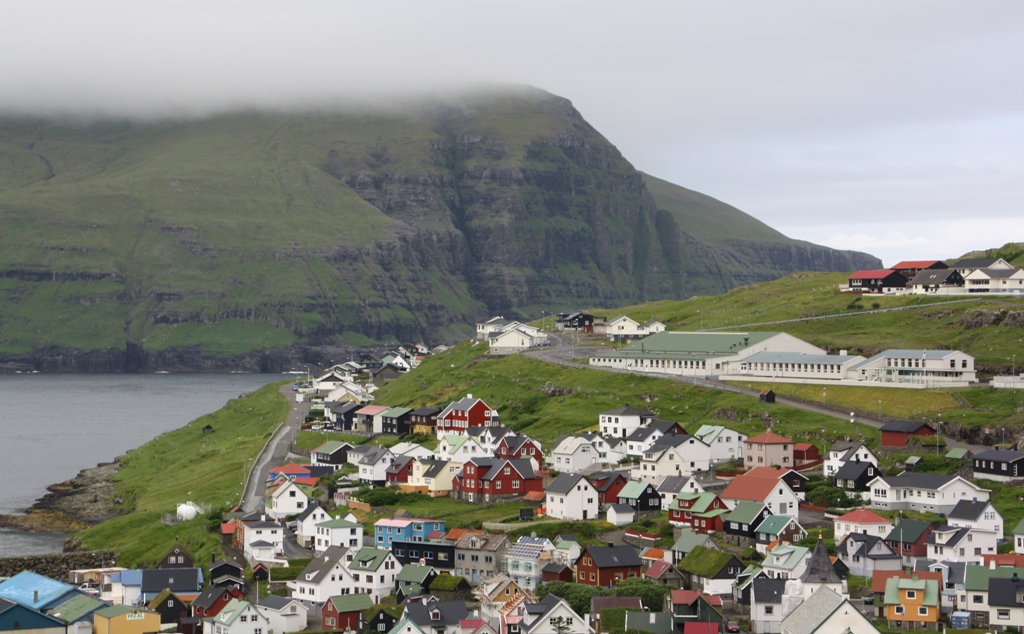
[240, 385, 308, 513]
[527, 332, 993, 453]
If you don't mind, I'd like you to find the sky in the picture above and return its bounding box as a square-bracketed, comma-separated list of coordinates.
[2, 1, 1023, 266]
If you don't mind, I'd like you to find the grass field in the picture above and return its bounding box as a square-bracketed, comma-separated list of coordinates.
[73, 381, 290, 567]
[348, 496, 525, 529]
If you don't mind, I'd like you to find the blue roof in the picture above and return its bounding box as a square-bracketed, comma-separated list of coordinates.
[0, 571, 75, 610]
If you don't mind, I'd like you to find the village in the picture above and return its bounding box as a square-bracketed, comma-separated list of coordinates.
[6, 348, 1024, 634]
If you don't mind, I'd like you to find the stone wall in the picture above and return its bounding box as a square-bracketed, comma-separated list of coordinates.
[0, 550, 117, 581]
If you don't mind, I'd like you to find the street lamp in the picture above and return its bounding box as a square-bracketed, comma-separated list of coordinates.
[937, 414, 942, 454]
[878, 400, 882, 421]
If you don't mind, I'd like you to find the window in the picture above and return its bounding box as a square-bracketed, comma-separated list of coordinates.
[764, 606, 774, 615]
[894, 606, 904, 615]
[918, 607, 928, 616]
[906, 590, 916, 599]
[973, 595, 983, 604]
[999, 609, 1011, 620]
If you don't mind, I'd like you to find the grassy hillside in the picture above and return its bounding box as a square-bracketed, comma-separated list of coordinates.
[72, 381, 289, 567]
[374, 341, 874, 448]
[584, 271, 1024, 368]
[0, 89, 877, 370]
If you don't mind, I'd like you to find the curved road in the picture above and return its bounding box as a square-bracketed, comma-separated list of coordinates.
[527, 332, 990, 453]
[240, 384, 308, 514]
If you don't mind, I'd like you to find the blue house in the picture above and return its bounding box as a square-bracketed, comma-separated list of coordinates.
[0, 571, 78, 610]
[0, 597, 67, 633]
[374, 518, 446, 548]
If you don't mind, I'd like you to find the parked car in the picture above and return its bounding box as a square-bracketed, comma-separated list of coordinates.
[725, 621, 741, 633]
[862, 595, 874, 605]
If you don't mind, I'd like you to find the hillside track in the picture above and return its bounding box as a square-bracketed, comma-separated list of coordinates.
[240, 384, 308, 513]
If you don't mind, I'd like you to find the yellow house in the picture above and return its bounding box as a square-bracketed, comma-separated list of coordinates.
[93, 605, 161, 634]
[884, 576, 940, 631]
[401, 458, 459, 496]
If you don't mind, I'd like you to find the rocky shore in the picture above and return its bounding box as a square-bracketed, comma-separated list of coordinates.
[0, 460, 125, 537]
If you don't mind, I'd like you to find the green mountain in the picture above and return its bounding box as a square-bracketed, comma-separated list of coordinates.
[0, 87, 879, 370]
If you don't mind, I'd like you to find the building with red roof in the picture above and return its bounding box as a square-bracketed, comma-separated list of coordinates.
[890, 260, 947, 280]
[793, 443, 821, 468]
[644, 559, 685, 588]
[847, 269, 908, 293]
[436, 394, 499, 437]
[721, 472, 801, 517]
[834, 508, 893, 542]
[744, 431, 794, 469]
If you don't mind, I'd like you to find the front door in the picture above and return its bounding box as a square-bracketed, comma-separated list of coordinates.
[583, 510, 588, 520]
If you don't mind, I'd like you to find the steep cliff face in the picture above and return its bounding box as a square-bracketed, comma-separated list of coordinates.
[0, 89, 879, 370]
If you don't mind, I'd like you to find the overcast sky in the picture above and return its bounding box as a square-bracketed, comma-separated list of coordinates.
[2, 1, 1022, 266]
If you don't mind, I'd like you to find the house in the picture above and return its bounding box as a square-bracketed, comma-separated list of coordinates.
[580, 433, 628, 464]
[692, 425, 746, 463]
[519, 593, 593, 634]
[435, 395, 499, 438]
[833, 460, 879, 498]
[354, 404, 390, 434]
[547, 436, 602, 471]
[397, 599, 468, 634]
[476, 574, 531, 623]
[666, 590, 724, 632]
[625, 612, 674, 634]
[956, 565, 1024, 626]
[606, 504, 634, 527]
[409, 408, 440, 436]
[201, 599, 268, 634]
[314, 516, 364, 553]
[744, 431, 793, 468]
[616, 481, 662, 519]
[255, 596, 307, 634]
[387, 455, 416, 485]
[0, 597, 66, 634]
[312, 441, 353, 470]
[46, 593, 107, 634]
[502, 537, 555, 591]
[833, 508, 893, 543]
[892, 260, 948, 279]
[488, 325, 549, 354]
[589, 471, 629, 506]
[454, 532, 509, 583]
[669, 492, 729, 532]
[374, 518, 446, 548]
[392, 539, 456, 572]
[925, 525, 997, 564]
[343, 547, 402, 602]
[909, 268, 965, 294]
[159, 546, 194, 569]
[868, 472, 990, 514]
[947, 499, 1003, 539]
[452, 458, 541, 503]
[670, 530, 719, 565]
[321, 594, 374, 631]
[883, 576, 940, 630]
[1014, 518, 1024, 554]
[793, 444, 820, 467]
[133, 568, 203, 604]
[589, 596, 642, 634]
[722, 501, 772, 548]
[824, 441, 878, 477]
[676, 547, 745, 595]
[953, 256, 1014, 277]
[644, 560, 685, 589]
[656, 474, 706, 509]
[598, 406, 656, 438]
[973, 449, 1024, 481]
[754, 516, 807, 553]
[759, 389, 775, 403]
[574, 545, 643, 587]
[886, 520, 934, 567]
[363, 606, 400, 634]
[495, 435, 544, 467]
[880, 421, 936, 448]
[556, 311, 595, 332]
[477, 316, 516, 340]
[381, 407, 415, 435]
[265, 479, 314, 519]
[356, 446, 395, 486]
[744, 466, 808, 500]
[405, 458, 460, 497]
[146, 589, 190, 626]
[750, 577, 785, 633]
[635, 435, 713, 483]
[761, 544, 810, 580]
[836, 533, 901, 577]
[545, 473, 599, 521]
[847, 269, 908, 293]
[94, 605, 161, 634]
[288, 547, 352, 604]
[778, 587, 877, 634]
[851, 350, 977, 386]
[798, 538, 848, 599]
[438, 434, 489, 464]
[721, 473, 801, 517]
[209, 559, 245, 589]
[965, 266, 1024, 293]
[393, 563, 437, 602]
[985, 572, 1024, 628]
[624, 426, 669, 458]
[191, 586, 246, 619]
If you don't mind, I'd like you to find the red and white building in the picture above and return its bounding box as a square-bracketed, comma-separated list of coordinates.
[495, 434, 544, 468]
[436, 394, 500, 438]
[452, 458, 542, 503]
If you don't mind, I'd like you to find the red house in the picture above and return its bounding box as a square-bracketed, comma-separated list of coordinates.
[880, 421, 935, 447]
[890, 260, 947, 280]
[191, 586, 246, 618]
[575, 544, 643, 587]
[436, 394, 499, 436]
[588, 471, 628, 505]
[386, 455, 415, 484]
[668, 492, 728, 533]
[793, 443, 821, 467]
[322, 595, 374, 631]
[495, 435, 543, 463]
[886, 519, 933, 562]
[452, 458, 541, 503]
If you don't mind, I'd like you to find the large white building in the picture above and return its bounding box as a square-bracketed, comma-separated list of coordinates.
[867, 473, 990, 514]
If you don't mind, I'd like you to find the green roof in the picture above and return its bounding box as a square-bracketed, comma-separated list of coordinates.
[382, 407, 414, 418]
[314, 441, 349, 454]
[443, 435, 469, 452]
[605, 331, 780, 360]
[350, 547, 391, 572]
[766, 545, 809, 571]
[885, 520, 931, 543]
[725, 501, 766, 524]
[96, 605, 158, 619]
[48, 594, 106, 623]
[676, 546, 737, 578]
[618, 481, 649, 500]
[756, 515, 796, 536]
[1013, 518, 1024, 536]
[396, 564, 434, 584]
[317, 518, 361, 529]
[693, 425, 725, 443]
[884, 577, 939, 606]
[965, 566, 1024, 591]
[328, 594, 375, 613]
[690, 493, 721, 514]
[429, 574, 466, 591]
[735, 565, 764, 590]
[946, 448, 969, 460]
[697, 508, 730, 519]
[671, 530, 712, 554]
[208, 599, 252, 625]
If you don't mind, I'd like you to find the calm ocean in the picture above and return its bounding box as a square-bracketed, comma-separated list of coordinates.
[0, 373, 279, 556]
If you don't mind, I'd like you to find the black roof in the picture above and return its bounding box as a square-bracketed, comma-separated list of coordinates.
[834, 461, 875, 481]
[140, 569, 202, 593]
[973, 449, 1024, 462]
[947, 499, 992, 521]
[191, 586, 235, 611]
[801, 539, 843, 584]
[209, 558, 245, 573]
[480, 459, 535, 481]
[584, 544, 642, 569]
[406, 600, 468, 627]
[386, 455, 415, 474]
[752, 578, 787, 604]
[925, 526, 970, 547]
[988, 575, 1024, 607]
[840, 534, 899, 559]
[331, 402, 361, 414]
[649, 420, 682, 433]
[410, 407, 440, 417]
[910, 269, 961, 285]
[880, 421, 934, 433]
[880, 473, 957, 489]
[954, 257, 1000, 268]
[541, 563, 570, 574]
[601, 406, 655, 417]
[546, 473, 589, 495]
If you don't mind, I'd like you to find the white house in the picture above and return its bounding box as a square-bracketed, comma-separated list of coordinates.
[547, 436, 601, 472]
[947, 499, 1003, 537]
[761, 544, 809, 580]
[437, 434, 489, 464]
[314, 515, 365, 553]
[656, 475, 706, 510]
[342, 547, 402, 603]
[692, 425, 747, 463]
[254, 596, 307, 634]
[624, 427, 666, 458]
[357, 447, 395, 486]
[204, 599, 270, 634]
[867, 473, 990, 514]
[835, 534, 901, 577]
[779, 587, 877, 634]
[721, 475, 801, 517]
[242, 520, 284, 564]
[390, 442, 437, 461]
[295, 504, 331, 548]
[824, 441, 878, 477]
[926, 525, 997, 564]
[503, 536, 556, 591]
[488, 326, 549, 355]
[545, 473, 599, 521]
[598, 406, 655, 439]
[965, 267, 1024, 293]
[578, 433, 628, 464]
[750, 578, 786, 634]
[847, 349, 977, 386]
[634, 436, 712, 484]
[519, 594, 593, 634]
[832, 508, 893, 543]
[288, 547, 352, 604]
[265, 479, 313, 520]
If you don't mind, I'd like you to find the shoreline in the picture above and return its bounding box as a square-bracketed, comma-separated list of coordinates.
[0, 459, 124, 540]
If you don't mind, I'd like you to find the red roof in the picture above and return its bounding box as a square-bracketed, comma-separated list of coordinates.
[835, 508, 890, 524]
[644, 560, 673, 579]
[523, 490, 546, 501]
[642, 548, 665, 560]
[746, 431, 792, 445]
[220, 520, 237, 535]
[293, 477, 320, 487]
[743, 466, 797, 480]
[270, 462, 311, 475]
[684, 624, 719, 634]
[671, 590, 723, 607]
[892, 260, 941, 269]
[721, 475, 781, 502]
[849, 269, 900, 280]
[871, 570, 942, 594]
[982, 554, 1024, 568]
[794, 443, 813, 451]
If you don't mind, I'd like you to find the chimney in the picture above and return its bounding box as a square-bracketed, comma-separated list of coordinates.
[607, 542, 614, 548]
[991, 559, 997, 570]
[1014, 573, 1020, 582]
[34, 591, 38, 604]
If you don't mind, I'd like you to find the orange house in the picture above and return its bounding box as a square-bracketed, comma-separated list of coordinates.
[884, 575, 940, 631]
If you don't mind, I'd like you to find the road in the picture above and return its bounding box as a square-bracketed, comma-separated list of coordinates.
[527, 332, 993, 453]
[240, 384, 309, 513]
